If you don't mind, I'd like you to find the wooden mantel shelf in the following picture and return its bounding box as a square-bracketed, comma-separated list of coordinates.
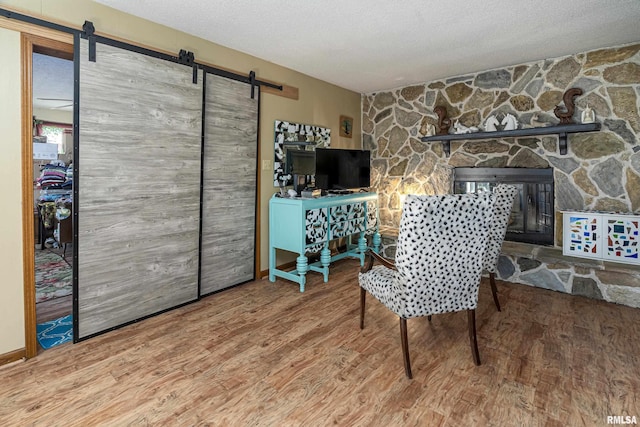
[421, 122, 601, 156]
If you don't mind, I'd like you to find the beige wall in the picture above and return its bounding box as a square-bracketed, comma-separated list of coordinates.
[0, 26, 26, 355]
[0, 1, 361, 357]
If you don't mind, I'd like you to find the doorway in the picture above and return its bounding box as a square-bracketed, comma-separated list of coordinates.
[23, 34, 74, 352]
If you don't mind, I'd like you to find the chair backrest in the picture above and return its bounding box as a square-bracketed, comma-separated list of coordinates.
[483, 184, 518, 273]
[394, 193, 496, 317]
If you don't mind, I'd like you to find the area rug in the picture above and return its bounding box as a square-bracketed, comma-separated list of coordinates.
[36, 314, 73, 349]
[35, 250, 72, 303]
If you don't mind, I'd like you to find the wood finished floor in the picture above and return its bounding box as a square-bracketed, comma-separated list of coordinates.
[36, 294, 72, 324]
[35, 243, 73, 325]
[2, 259, 639, 426]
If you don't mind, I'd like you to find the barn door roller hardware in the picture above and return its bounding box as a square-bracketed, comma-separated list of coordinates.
[82, 21, 96, 62]
[178, 49, 198, 84]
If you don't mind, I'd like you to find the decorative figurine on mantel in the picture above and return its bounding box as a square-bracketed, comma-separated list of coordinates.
[581, 105, 596, 124]
[484, 115, 500, 132]
[419, 115, 437, 136]
[554, 87, 583, 124]
[529, 113, 551, 128]
[453, 120, 479, 134]
[420, 120, 436, 137]
[501, 113, 519, 131]
[434, 106, 452, 135]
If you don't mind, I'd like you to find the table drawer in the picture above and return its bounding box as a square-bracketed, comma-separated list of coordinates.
[305, 208, 328, 244]
[331, 218, 365, 238]
[330, 202, 364, 222]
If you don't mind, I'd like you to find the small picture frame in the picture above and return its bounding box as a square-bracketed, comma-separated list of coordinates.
[339, 115, 353, 138]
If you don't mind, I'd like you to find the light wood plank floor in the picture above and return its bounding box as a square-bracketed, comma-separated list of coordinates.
[2, 259, 639, 426]
[37, 294, 72, 324]
[35, 243, 73, 325]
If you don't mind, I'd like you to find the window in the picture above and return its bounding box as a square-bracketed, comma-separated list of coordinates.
[41, 125, 64, 153]
[35, 121, 72, 155]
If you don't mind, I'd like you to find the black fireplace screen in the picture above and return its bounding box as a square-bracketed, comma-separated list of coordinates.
[453, 168, 554, 245]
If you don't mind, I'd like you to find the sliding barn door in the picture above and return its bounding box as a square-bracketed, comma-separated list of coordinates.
[200, 74, 258, 294]
[76, 39, 202, 338]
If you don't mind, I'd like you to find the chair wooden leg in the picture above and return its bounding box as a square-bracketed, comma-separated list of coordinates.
[399, 317, 412, 379]
[489, 272, 501, 312]
[467, 309, 481, 366]
[360, 287, 366, 330]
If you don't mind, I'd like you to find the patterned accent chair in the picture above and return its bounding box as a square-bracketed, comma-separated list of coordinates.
[484, 184, 518, 311]
[358, 193, 496, 379]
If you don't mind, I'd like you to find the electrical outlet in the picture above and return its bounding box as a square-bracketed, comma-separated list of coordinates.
[262, 159, 272, 171]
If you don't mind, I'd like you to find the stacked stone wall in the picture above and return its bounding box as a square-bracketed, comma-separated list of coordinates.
[363, 42, 640, 307]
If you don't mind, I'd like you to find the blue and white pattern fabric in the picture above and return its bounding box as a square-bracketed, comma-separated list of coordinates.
[483, 184, 518, 274]
[359, 193, 495, 318]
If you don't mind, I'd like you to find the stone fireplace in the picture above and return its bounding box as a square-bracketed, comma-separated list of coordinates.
[362, 42, 640, 308]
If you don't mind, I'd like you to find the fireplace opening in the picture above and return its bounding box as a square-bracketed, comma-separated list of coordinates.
[453, 167, 554, 245]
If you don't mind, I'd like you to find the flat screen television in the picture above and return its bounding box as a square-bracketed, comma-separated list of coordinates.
[314, 148, 371, 191]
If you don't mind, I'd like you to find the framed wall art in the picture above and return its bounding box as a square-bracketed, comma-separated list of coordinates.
[339, 115, 353, 138]
[273, 120, 331, 186]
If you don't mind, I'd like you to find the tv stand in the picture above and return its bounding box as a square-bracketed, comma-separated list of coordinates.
[269, 192, 380, 291]
[327, 189, 354, 195]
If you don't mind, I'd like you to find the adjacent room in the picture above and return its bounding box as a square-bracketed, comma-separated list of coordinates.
[32, 51, 74, 349]
[1, 0, 639, 425]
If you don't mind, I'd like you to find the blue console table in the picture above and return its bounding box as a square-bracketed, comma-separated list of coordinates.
[269, 192, 380, 291]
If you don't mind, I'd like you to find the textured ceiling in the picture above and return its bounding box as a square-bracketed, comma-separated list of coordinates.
[93, 0, 640, 93]
[33, 53, 74, 112]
